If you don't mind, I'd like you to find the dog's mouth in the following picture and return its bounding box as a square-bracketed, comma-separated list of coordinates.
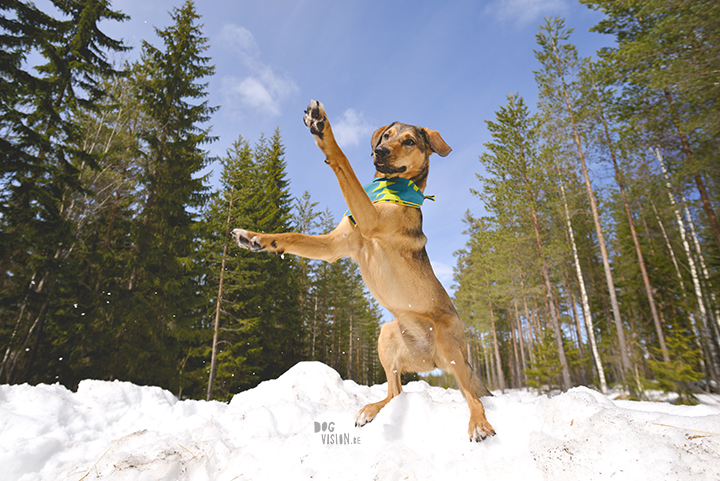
[374, 160, 407, 174]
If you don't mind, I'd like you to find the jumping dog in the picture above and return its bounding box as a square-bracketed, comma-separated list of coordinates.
[232, 100, 496, 442]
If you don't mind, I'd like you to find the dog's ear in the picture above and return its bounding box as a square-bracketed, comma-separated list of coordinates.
[422, 128, 452, 157]
[371, 124, 394, 148]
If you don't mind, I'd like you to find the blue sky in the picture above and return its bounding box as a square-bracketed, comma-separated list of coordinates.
[98, 0, 613, 296]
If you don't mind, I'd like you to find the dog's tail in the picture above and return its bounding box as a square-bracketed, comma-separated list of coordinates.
[468, 362, 493, 397]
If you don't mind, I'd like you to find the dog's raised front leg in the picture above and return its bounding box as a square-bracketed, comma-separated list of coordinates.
[303, 100, 380, 235]
[232, 222, 351, 263]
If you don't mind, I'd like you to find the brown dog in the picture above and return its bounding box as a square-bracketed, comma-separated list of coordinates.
[232, 100, 495, 442]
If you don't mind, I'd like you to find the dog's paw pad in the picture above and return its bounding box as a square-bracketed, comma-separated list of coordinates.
[303, 100, 326, 139]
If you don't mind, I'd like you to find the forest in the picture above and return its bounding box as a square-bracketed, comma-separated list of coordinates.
[1, 0, 719, 403]
[0, 0, 383, 401]
[454, 3, 720, 402]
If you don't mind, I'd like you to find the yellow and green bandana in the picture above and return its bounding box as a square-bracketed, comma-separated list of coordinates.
[344, 177, 433, 225]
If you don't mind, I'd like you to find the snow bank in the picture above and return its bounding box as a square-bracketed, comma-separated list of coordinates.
[1, 361, 719, 480]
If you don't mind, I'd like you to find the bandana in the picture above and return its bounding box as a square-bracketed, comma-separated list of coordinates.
[344, 177, 433, 225]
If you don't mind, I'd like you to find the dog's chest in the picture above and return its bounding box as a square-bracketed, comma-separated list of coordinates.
[350, 205, 427, 261]
[347, 207, 435, 309]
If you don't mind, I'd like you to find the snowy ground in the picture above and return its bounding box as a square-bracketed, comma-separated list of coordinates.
[2, 362, 719, 481]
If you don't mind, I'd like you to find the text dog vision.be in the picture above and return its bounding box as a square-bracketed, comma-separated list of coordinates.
[314, 422, 361, 445]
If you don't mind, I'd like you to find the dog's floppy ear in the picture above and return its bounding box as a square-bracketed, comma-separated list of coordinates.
[371, 123, 394, 148]
[423, 128, 452, 157]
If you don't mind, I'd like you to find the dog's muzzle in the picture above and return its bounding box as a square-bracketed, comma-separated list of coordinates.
[373, 146, 406, 174]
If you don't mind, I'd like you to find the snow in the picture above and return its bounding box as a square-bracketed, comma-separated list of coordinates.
[1, 362, 719, 481]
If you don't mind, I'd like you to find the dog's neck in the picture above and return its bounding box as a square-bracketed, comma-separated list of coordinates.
[373, 172, 428, 192]
[410, 171, 428, 192]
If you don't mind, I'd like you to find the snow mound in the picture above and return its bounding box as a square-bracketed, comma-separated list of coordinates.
[1, 361, 719, 480]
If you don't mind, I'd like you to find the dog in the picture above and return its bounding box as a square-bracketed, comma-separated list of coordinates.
[232, 100, 496, 442]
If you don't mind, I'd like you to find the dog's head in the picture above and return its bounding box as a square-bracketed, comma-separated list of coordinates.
[370, 122, 451, 190]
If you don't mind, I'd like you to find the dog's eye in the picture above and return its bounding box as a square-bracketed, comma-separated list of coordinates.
[383, 133, 390, 140]
[403, 138, 415, 146]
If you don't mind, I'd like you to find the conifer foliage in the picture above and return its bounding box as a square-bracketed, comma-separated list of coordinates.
[1, 1, 383, 398]
[3, 1, 716, 403]
[454, 12, 719, 401]
[198, 135, 384, 400]
[122, 0, 217, 392]
[0, 0, 129, 384]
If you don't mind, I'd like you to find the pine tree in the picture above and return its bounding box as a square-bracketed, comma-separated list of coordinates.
[454, 215, 514, 391]
[535, 17, 633, 387]
[477, 93, 573, 390]
[303, 209, 383, 383]
[581, 0, 720, 253]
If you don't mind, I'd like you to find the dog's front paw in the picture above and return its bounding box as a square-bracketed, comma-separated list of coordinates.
[232, 229, 265, 252]
[303, 100, 327, 140]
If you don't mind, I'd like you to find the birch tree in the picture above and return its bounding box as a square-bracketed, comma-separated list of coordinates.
[582, 0, 720, 253]
[535, 17, 632, 385]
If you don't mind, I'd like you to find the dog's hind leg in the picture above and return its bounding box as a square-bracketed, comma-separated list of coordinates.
[355, 320, 403, 427]
[436, 316, 496, 442]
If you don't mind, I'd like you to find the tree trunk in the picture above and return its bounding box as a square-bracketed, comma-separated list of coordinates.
[482, 332, 496, 390]
[530, 207, 572, 391]
[519, 270, 536, 364]
[509, 304, 520, 388]
[682, 193, 720, 338]
[513, 300, 527, 385]
[593, 81, 668, 362]
[486, 278, 505, 392]
[655, 148, 720, 384]
[649, 199, 709, 378]
[311, 295, 318, 360]
[207, 186, 234, 401]
[662, 89, 720, 253]
[348, 314, 354, 380]
[516, 129, 571, 391]
[550, 38, 632, 383]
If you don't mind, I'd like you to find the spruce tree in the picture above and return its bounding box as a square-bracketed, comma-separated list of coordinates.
[197, 137, 261, 400]
[120, 0, 216, 391]
[30, 73, 149, 388]
[292, 190, 321, 359]
[0, 0, 128, 383]
[197, 131, 303, 398]
[646, 325, 704, 405]
[253, 129, 303, 379]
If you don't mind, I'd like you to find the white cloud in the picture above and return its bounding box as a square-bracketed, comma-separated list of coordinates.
[222, 67, 298, 117]
[217, 24, 298, 118]
[332, 109, 374, 149]
[217, 24, 259, 57]
[484, 0, 569, 28]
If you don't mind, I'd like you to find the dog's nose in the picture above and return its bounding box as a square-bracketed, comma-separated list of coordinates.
[374, 146, 390, 159]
